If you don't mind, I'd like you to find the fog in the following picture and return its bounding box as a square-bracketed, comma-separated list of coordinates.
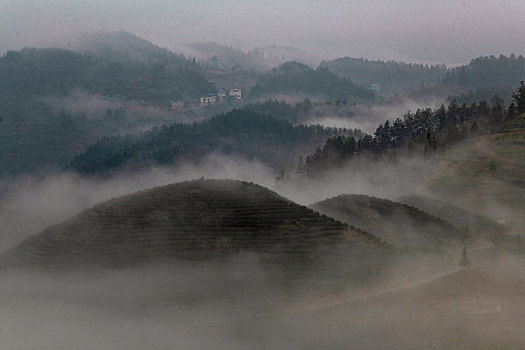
[1, 1, 524, 346]
[2, 0, 525, 65]
[1, 149, 524, 348]
[1, 240, 524, 349]
[0, 152, 438, 252]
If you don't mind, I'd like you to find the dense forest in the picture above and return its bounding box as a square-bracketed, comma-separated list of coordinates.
[302, 83, 525, 174]
[66, 109, 355, 175]
[0, 47, 215, 105]
[248, 62, 375, 101]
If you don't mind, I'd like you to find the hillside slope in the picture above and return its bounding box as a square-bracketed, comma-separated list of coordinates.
[1, 180, 384, 277]
[426, 119, 525, 232]
[310, 194, 469, 248]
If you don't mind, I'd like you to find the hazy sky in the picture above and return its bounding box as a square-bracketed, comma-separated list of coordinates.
[1, 0, 525, 65]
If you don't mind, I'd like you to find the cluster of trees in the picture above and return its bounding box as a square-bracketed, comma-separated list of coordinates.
[248, 62, 374, 101]
[0, 47, 215, 104]
[319, 57, 448, 94]
[66, 109, 352, 175]
[302, 84, 525, 173]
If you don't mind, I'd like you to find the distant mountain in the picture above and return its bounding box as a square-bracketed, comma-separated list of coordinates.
[0, 179, 386, 286]
[310, 194, 470, 248]
[65, 109, 348, 175]
[319, 57, 447, 95]
[249, 61, 374, 102]
[47, 30, 189, 66]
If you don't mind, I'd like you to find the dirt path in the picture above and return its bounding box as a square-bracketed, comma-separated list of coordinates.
[174, 265, 463, 330]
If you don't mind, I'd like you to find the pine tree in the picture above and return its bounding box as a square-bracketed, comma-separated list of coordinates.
[459, 246, 470, 269]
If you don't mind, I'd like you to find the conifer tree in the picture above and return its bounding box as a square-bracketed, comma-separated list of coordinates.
[512, 81, 525, 114]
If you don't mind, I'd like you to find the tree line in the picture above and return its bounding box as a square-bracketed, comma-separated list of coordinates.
[302, 83, 525, 174]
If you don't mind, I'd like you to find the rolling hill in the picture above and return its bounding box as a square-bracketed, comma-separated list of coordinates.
[0, 180, 385, 281]
[310, 194, 470, 248]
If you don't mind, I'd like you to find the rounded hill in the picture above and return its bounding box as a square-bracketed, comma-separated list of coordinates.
[310, 194, 471, 248]
[1, 180, 383, 271]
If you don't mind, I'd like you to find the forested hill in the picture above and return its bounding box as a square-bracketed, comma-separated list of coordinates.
[0, 47, 215, 104]
[66, 109, 349, 175]
[443, 55, 525, 90]
[248, 61, 374, 101]
[434, 55, 525, 104]
[319, 57, 447, 94]
[320, 54, 525, 103]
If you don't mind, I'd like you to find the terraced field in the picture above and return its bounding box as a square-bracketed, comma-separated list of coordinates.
[0, 180, 385, 281]
[310, 194, 470, 248]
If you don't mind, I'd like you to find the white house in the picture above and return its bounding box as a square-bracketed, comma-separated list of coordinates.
[200, 94, 218, 106]
[229, 88, 242, 100]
